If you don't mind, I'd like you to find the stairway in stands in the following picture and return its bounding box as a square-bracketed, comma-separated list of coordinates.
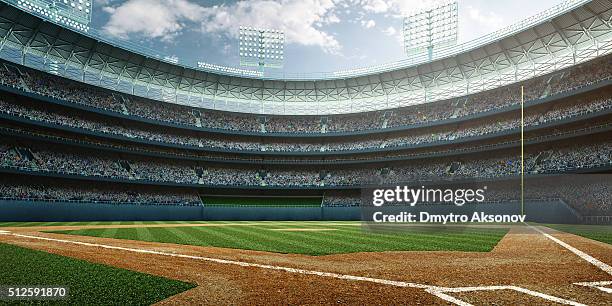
[192, 110, 202, 127]
[2, 64, 31, 92]
[257, 170, 267, 186]
[118, 160, 135, 179]
[447, 161, 461, 175]
[114, 94, 131, 115]
[259, 116, 267, 133]
[540, 72, 565, 99]
[529, 150, 554, 173]
[452, 97, 469, 118]
[320, 117, 328, 133]
[14, 147, 38, 170]
[381, 111, 393, 129]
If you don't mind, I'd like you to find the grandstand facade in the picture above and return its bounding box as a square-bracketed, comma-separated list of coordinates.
[0, 0, 610, 221]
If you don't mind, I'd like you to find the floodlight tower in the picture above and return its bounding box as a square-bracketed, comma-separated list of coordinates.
[239, 26, 285, 72]
[164, 55, 179, 64]
[15, 0, 93, 32]
[403, 1, 458, 61]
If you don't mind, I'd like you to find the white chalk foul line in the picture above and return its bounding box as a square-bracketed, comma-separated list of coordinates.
[574, 281, 612, 294]
[425, 289, 472, 306]
[0, 231, 585, 305]
[530, 225, 612, 276]
[0, 232, 432, 289]
[530, 225, 612, 296]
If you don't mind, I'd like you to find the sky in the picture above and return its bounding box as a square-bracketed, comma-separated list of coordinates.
[91, 0, 567, 74]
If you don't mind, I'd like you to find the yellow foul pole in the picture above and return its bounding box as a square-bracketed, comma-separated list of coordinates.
[521, 85, 525, 216]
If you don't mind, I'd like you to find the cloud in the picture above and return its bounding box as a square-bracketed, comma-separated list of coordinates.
[200, 0, 342, 54]
[358, 0, 441, 17]
[101, 0, 204, 41]
[361, 0, 389, 13]
[361, 19, 376, 29]
[95, 0, 118, 6]
[381, 25, 403, 45]
[466, 6, 504, 31]
[324, 13, 341, 24]
[382, 26, 396, 36]
[101, 0, 343, 54]
[101, 0, 486, 56]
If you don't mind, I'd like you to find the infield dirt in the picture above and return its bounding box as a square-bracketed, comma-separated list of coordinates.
[0, 224, 610, 305]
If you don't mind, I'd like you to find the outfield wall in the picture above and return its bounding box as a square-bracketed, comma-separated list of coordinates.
[0, 200, 579, 223]
[0, 200, 205, 222]
[0, 200, 359, 222]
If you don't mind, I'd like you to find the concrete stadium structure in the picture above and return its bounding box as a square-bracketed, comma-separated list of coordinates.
[0, 0, 610, 222]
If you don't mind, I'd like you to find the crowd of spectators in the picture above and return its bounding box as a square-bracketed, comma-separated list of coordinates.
[1, 139, 609, 213]
[0, 54, 609, 134]
[322, 196, 361, 207]
[0, 181, 202, 206]
[264, 170, 324, 187]
[0, 140, 609, 188]
[0, 55, 610, 213]
[2, 174, 607, 215]
[199, 167, 259, 186]
[266, 116, 321, 133]
[538, 142, 612, 173]
[1, 93, 610, 154]
[3, 120, 608, 167]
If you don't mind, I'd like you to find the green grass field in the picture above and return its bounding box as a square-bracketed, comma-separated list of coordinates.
[0, 243, 195, 304]
[0, 221, 351, 227]
[3, 221, 609, 254]
[544, 224, 612, 245]
[44, 222, 509, 255]
[0, 221, 212, 227]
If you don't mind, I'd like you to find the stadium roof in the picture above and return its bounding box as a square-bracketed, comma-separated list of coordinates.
[0, 0, 610, 115]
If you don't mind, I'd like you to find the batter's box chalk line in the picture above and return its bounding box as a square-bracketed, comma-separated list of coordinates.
[574, 281, 612, 294]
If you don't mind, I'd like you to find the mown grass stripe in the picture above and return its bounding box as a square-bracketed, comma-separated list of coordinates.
[240, 225, 330, 253]
[48, 222, 509, 255]
[162, 227, 207, 245]
[135, 226, 153, 241]
[266, 224, 381, 254]
[191, 225, 262, 249]
[192, 225, 296, 252]
[99, 226, 119, 238]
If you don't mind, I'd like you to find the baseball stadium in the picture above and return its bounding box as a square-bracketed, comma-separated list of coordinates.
[0, 0, 610, 304]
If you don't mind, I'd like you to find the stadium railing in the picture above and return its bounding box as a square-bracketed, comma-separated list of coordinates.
[0, 197, 202, 206]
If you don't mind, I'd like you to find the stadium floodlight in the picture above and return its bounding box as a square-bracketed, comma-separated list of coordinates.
[197, 61, 264, 77]
[164, 55, 179, 64]
[403, 0, 458, 60]
[15, 0, 93, 32]
[239, 26, 285, 69]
